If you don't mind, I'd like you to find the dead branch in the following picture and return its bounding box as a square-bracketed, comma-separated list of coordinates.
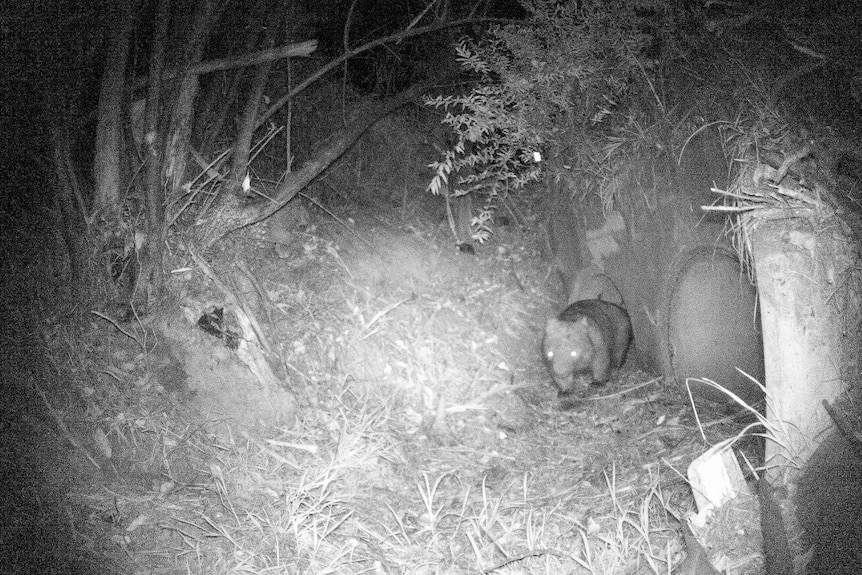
[185, 40, 317, 77]
[189, 251, 287, 398]
[194, 80, 432, 250]
[131, 40, 318, 91]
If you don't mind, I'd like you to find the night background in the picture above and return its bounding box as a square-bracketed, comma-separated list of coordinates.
[3, 0, 862, 573]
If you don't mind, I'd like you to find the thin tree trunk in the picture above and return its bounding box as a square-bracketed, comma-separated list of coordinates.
[200, 70, 243, 153]
[226, 5, 282, 196]
[93, 0, 136, 215]
[52, 128, 89, 297]
[164, 0, 223, 199]
[199, 70, 245, 154]
[138, 0, 170, 305]
[199, 0, 270, 152]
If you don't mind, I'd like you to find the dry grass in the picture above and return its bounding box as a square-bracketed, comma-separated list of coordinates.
[29, 186, 772, 575]
[685, 375, 809, 473]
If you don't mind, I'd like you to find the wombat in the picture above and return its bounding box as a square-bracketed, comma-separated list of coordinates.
[542, 299, 633, 393]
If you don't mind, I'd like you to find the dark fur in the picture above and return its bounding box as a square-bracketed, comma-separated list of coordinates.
[542, 299, 633, 393]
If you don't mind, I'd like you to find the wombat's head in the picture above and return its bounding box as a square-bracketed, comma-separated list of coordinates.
[542, 316, 595, 393]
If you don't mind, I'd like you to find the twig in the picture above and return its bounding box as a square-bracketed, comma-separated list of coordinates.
[239, 431, 300, 470]
[28, 379, 101, 470]
[300, 192, 374, 249]
[578, 376, 663, 401]
[169, 147, 230, 227]
[130, 40, 318, 91]
[230, 263, 273, 354]
[236, 258, 277, 326]
[677, 121, 730, 166]
[91, 310, 145, 351]
[357, 296, 414, 341]
[485, 549, 576, 573]
[280, 355, 315, 386]
[446, 382, 541, 413]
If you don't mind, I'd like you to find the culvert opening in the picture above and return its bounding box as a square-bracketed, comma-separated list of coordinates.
[665, 247, 765, 406]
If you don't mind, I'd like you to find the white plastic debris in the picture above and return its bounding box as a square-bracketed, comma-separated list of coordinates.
[687, 443, 748, 518]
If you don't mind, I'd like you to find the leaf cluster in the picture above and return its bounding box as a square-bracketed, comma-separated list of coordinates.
[427, 0, 690, 232]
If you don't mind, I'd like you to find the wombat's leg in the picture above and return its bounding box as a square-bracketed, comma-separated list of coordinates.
[587, 329, 611, 383]
[591, 349, 611, 383]
[612, 332, 630, 367]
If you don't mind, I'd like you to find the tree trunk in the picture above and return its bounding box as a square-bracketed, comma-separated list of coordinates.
[226, 6, 282, 197]
[164, 0, 222, 200]
[93, 0, 136, 215]
[201, 72, 243, 154]
[51, 128, 89, 297]
[138, 0, 170, 305]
